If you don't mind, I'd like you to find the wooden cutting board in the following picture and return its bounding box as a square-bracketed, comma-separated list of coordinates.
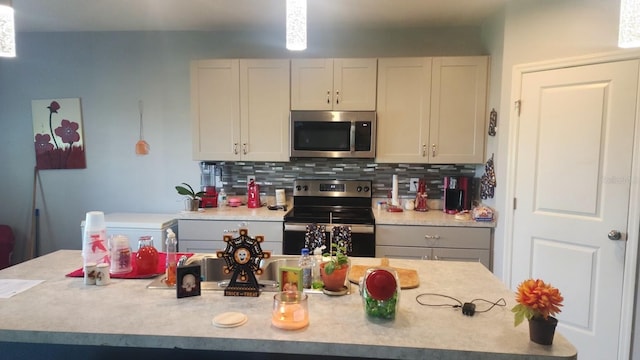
[348, 258, 420, 289]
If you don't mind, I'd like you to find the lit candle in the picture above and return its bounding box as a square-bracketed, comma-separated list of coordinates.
[271, 291, 309, 330]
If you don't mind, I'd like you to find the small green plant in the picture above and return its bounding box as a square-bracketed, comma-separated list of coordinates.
[175, 182, 205, 200]
[322, 241, 349, 275]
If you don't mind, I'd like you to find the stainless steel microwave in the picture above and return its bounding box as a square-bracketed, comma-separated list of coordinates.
[290, 111, 376, 158]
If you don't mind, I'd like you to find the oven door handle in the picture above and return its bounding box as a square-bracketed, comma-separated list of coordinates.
[284, 223, 374, 234]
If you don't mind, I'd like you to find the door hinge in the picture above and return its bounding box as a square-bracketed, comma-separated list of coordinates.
[513, 197, 517, 210]
[515, 100, 521, 116]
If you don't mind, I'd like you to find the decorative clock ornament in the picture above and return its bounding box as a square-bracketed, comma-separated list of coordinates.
[216, 228, 270, 297]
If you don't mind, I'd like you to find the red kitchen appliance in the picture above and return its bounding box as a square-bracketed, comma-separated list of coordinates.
[443, 176, 471, 214]
[414, 179, 428, 212]
[247, 179, 261, 208]
[201, 186, 218, 208]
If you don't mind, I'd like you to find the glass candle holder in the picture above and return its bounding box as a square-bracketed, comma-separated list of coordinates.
[271, 291, 309, 330]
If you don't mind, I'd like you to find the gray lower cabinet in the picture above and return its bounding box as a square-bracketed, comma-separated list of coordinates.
[375, 225, 492, 270]
[178, 219, 283, 255]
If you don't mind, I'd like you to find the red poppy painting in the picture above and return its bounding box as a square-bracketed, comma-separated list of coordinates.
[31, 98, 86, 170]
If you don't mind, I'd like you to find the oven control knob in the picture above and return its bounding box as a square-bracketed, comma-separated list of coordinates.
[357, 186, 362, 192]
[296, 185, 302, 191]
[364, 186, 370, 193]
[303, 185, 309, 191]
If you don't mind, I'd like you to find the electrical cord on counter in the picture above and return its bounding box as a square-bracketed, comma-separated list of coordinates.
[415, 293, 506, 316]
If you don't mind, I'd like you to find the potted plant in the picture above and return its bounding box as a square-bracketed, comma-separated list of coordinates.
[512, 278, 564, 345]
[175, 182, 205, 211]
[319, 226, 351, 292]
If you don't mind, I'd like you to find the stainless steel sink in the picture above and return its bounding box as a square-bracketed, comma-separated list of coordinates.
[147, 254, 299, 291]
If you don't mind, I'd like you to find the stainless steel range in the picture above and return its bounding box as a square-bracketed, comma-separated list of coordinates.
[282, 179, 375, 257]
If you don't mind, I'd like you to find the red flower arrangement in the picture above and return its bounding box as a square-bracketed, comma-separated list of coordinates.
[512, 278, 564, 326]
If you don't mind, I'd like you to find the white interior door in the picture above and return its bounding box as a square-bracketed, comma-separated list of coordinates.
[511, 59, 638, 359]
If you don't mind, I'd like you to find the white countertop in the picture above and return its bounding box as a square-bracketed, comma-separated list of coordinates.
[0, 250, 574, 359]
[176, 205, 496, 228]
[177, 205, 289, 222]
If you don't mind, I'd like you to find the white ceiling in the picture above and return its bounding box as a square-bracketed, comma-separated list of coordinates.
[13, 0, 509, 32]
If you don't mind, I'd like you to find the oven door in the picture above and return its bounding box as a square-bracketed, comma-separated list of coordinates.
[282, 223, 375, 257]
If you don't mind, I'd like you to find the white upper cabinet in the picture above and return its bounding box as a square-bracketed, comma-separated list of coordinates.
[376, 56, 489, 164]
[291, 58, 377, 110]
[429, 56, 488, 164]
[191, 59, 290, 161]
[376, 57, 432, 163]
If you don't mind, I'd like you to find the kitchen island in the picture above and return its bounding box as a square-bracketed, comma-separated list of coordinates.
[0, 250, 576, 359]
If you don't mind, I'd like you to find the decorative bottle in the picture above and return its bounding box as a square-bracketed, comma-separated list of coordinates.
[165, 229, 178, 286]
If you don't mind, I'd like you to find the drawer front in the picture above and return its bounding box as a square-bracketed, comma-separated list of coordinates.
[376, 246, 431, 260]
[376, 225, 491, 249]
[179, 220, 282, 242]
[376, 246, 491, 270]
[180, 240, 225, 253]
[432, 248, 491, 270]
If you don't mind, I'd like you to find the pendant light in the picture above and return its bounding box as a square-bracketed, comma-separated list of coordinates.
[619, 0, 640, 48]
[0, 0, 15, 57]
[286, 0, 306, 51]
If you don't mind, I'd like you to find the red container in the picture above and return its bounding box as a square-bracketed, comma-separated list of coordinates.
[135, 236, 159, 275]
[247, 180, 261, 208]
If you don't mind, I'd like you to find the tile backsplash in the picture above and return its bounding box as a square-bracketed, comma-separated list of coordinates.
[210, 159, 480, 203]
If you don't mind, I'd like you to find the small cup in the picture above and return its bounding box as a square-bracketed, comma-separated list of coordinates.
[96, 263, 110, 286]
[83, 262, 97, 285]
[109, 235, 132, 274]
[272, 291, 309, 330]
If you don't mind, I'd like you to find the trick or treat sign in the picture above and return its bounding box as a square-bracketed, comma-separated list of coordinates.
[216, 228, 270, 297]
[31, 98, 86, 170]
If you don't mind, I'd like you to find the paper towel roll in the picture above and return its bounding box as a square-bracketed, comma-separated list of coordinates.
[392, 175, 399, 206]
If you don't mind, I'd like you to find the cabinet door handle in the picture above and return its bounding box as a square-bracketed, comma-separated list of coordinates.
[233, 143, 239, 155]
[422, 144, 427, 157]
[336, 90, 340, 104]
[242, 143, 248, 155]
[327, 90, 331, 104]
[425, 235, 440, 239]
[431, 144, 437, 157]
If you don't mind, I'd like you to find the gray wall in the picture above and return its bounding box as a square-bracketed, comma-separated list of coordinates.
[0, 27, 486, 264]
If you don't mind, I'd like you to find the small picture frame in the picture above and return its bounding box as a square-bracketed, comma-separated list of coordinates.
[177, 264, 201, 298]
[279, 266, 302, 292]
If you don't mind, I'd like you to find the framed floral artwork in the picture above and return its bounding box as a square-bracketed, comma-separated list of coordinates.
[32, 98, 86, 170]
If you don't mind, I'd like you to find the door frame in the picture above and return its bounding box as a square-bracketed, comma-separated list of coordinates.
[503, 49, 640, 359]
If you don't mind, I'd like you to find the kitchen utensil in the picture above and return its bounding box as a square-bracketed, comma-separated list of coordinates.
[414, 178, 429, 212]
[135, 100, 149, 155]
[349, 258, 419, 289]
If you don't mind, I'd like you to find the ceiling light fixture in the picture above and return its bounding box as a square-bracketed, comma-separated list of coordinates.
[286, 0, 306, 51]
[0, 0, 15, 57]
[619, 0, 640, 48]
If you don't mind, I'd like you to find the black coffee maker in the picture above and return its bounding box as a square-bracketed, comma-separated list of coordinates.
[443, 176, 472, 214]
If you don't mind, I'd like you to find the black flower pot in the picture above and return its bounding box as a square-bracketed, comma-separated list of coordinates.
[528, 316, 558, 345]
